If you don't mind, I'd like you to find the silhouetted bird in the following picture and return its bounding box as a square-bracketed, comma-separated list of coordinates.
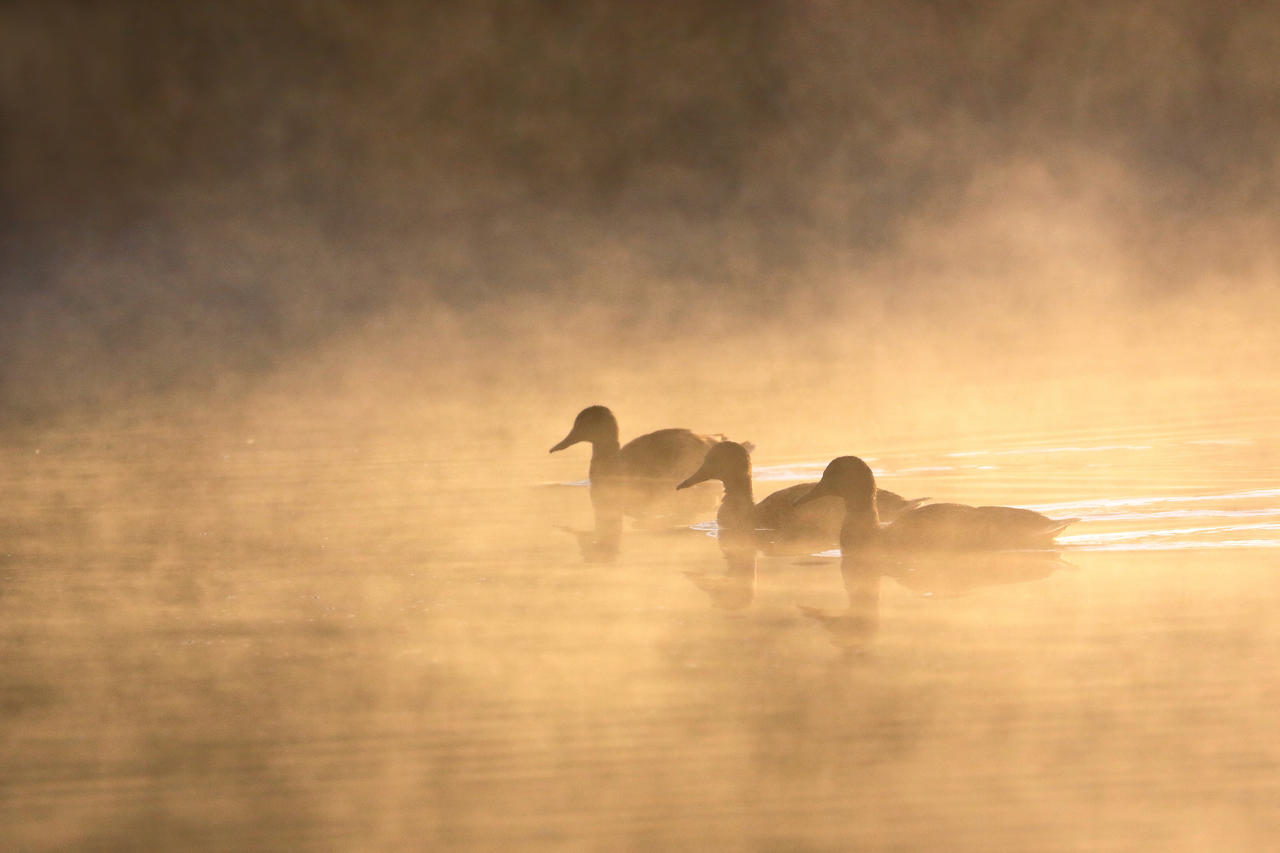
[550, 405, 725, 482]
[677, 441, 927, 550]
[550, 405, 729, 521]
[795, 455, 1076, 551]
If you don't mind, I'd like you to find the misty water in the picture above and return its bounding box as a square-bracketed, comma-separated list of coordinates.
[3, 383, 1278, 851]
[8, 2, 1280, 850]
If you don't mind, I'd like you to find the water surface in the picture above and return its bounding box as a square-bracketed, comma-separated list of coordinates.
[3, 400, 1278, 850]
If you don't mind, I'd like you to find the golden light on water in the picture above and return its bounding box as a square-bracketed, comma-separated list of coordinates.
[3, 2, 1280, 850]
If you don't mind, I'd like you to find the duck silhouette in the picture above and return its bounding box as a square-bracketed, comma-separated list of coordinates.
[550, 405, 727, 521]
[676, 441, 927, 551]
[795, 455, 1077, 551]
[550, 405, 722, 481]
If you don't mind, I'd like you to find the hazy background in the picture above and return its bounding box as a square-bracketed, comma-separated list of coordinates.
[3, 0, 1278, 435]
[5, 6, 1280, 849]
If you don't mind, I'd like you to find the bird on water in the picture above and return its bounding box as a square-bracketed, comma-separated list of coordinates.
[795, 455, 1076, 552]
[676, 441, 928, 549]
[549, 405, 724, 484]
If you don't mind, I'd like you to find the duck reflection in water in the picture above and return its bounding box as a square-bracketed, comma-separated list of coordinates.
[684, 527, 758, 610]
[676, 441, 927, 555]
[550, 405, 731, 528]
[556, 513, 622, 564]
[799, 554, 883, 657]
[802, 549, 1073, 657]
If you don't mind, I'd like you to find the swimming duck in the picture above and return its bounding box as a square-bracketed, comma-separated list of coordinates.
[795, 455, 1077, 551]
[550, 405, 722, 485]
[676, 441, 928, 547]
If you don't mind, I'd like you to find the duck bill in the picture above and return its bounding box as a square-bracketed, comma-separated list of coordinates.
[792, 480, 835, 507]
[676, 464, 714, 491]
[549, 429, 583, 453]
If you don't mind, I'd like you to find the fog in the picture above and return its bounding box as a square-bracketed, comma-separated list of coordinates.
[2, 0, 1277, 431]
[4, 4, 1280, 850]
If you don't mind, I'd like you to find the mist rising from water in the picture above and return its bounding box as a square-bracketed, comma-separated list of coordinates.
[2, 1, 1277, 427]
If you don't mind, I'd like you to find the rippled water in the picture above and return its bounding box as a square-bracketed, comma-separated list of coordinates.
[3, 400, 1279, 850]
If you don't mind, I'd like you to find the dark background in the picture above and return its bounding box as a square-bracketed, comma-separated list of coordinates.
[3, 0, 1278, 423]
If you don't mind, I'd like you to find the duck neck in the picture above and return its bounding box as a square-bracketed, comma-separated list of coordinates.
[587, 435, 623, 480]
[716, 471, 756, 531]
[838, 496, 881, 551]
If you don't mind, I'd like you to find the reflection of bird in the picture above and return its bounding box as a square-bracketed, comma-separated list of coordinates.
[887, 550, 1073, 597]
[796, 456, 1077, 551]
[802, 548, 1072, 656]
[676, 441, 927, 550]
[686, 569, 755, 610]
[799, 556, 882, 655]
[684, 544, 757, 611]
[550, 405, 721, 483]
[555, 521, 621, 564]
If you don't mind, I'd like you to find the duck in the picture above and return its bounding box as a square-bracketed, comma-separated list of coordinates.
[675, 441, 928, 548]
[549, 405, 724, 484]
[794, 455, 1077, 551]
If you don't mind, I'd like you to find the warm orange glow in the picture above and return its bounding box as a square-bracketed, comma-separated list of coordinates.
[3, 2, 1279, 849]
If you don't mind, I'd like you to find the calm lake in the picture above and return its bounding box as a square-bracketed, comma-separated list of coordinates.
[3, 388, 1278, 850]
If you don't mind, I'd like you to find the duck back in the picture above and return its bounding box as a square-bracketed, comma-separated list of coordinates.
[875, 489, 930, 522]
[617, 428, 716, 480]
[885, 502, 1075, 550]
[754, 483, 843, 535]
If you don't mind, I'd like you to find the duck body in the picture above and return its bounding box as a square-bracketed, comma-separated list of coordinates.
[550, 406, 718, 484]
[613, 428, 715, 481]
[753, 483, 838, 534]
[678, 442, 927, 551]
[882, 502, 1076, 551]
[796, 456, 1077, 552]
[551, 405, 724, 520]
[755, 482, 924, 531]
[679, 442, 820, 538]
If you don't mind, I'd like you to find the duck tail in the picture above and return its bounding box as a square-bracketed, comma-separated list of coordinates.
[1042, 517, 1080, 537]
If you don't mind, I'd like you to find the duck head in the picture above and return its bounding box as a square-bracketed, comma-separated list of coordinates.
[676, 441, 751, 490]
[550, 405, 620, 453]
[793, 456, 877, 512]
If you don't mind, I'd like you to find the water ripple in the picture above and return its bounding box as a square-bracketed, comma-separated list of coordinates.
[1026, 488, 1280, 514]
[1059, 521, 1280, 551]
